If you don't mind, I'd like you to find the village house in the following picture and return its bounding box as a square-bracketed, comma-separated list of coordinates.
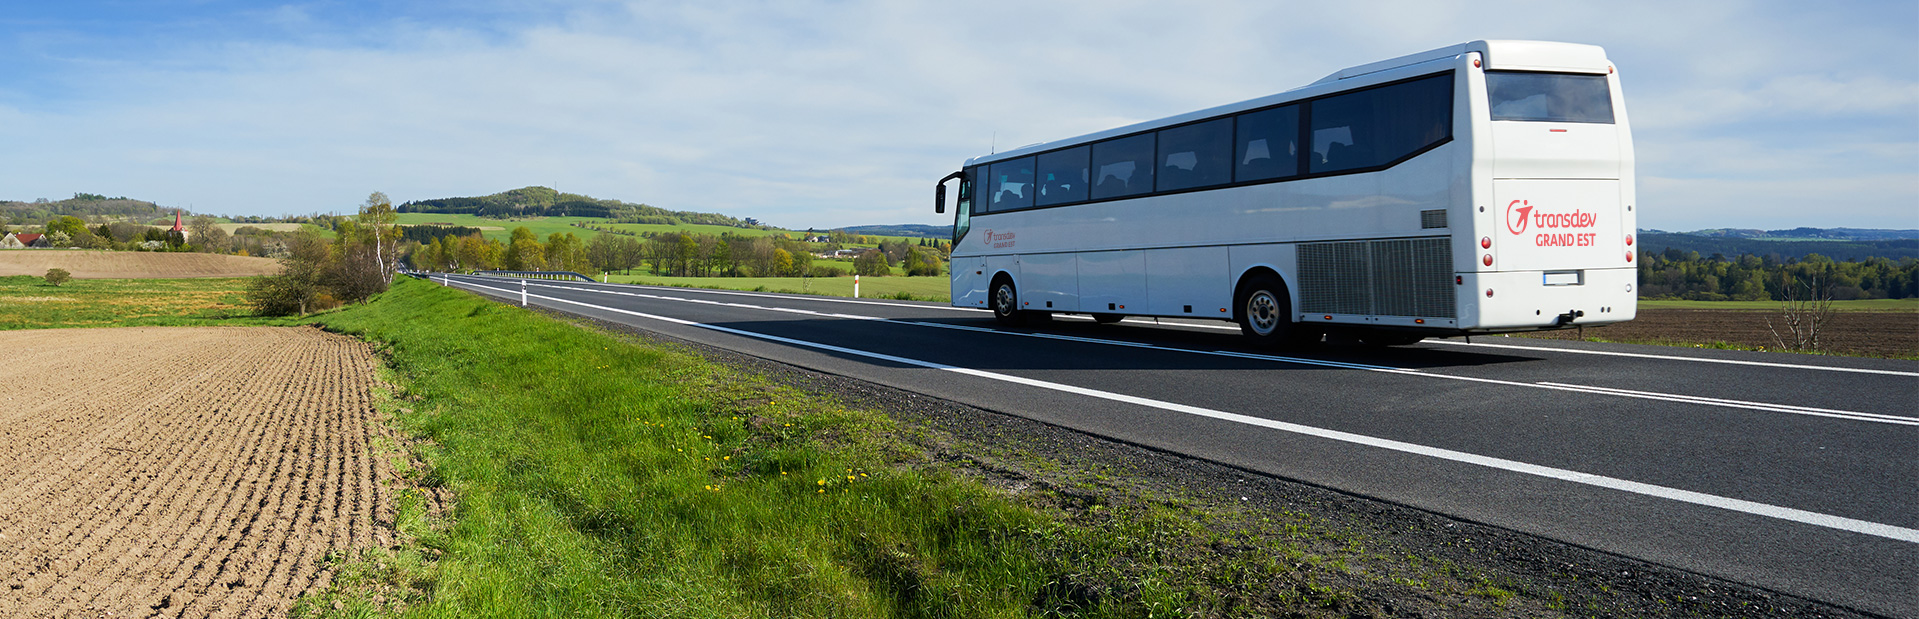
[1, 232, 48, 249]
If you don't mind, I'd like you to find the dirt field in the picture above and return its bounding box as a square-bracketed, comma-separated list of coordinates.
[1523, 308, 1919, 358]
[0, 250, 281, 279]
[0, 326, 392, 618]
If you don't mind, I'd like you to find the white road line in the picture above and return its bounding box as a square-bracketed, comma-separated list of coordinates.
[446, 277, 1919, 545]
[474, 274, 1912, 377]
[482, 276, 1915, 426]
[1429, 339, 1919, 377]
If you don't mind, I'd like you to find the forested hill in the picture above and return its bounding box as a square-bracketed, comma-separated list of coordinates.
[399, 186, 771, 229]
[1, 194, 174, 224]
[1640, 229, 1919, 262]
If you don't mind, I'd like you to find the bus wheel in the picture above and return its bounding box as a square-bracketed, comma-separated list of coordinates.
[991, 278, 1027, 326]
[1092, 314, 1125, 324]
[1236, 275, 1300, 347]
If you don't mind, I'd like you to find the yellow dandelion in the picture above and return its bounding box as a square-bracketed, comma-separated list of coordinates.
[817, 479, 826, 485]
[723, 456, 731, 461]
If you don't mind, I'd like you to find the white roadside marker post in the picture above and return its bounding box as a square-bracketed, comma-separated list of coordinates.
[854, 274, 860, 298]
[520, 278, 527, 307]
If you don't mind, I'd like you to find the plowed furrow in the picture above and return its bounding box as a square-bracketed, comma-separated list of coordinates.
[0, 326, 391, 619]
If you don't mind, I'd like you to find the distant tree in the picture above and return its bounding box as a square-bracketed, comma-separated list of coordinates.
[43, 268, 71, 286]
[359, 192, 401, 284]
[188, 215, 220, 246]
[853, 250, 890, 277]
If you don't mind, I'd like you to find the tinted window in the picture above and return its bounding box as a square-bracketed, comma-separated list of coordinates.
[1309, 73, 1452, 173]
[1487, 71, 1613, 123]
[1156, 118, 1232, 191]
[1034, 146, 1090, 206]
[1090, 133, 1155, 200]
[986, 157, 1035, 212]
[1235, 105, 1299, 182]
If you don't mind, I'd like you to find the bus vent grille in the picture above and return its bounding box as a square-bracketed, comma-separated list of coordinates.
[1298, 237, 1455, 319]
[1420, 209, 1448, 229]
[1298, 242, 1372, 314]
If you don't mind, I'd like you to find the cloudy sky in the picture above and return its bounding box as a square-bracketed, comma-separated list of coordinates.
[2, 0, 1914, 231]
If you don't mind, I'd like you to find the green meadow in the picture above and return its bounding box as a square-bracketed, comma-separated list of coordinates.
[0, 275, 279, 329]
[603, 273, 953, 302]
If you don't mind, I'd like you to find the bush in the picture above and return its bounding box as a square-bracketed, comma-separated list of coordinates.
[807, 265, 846, 278]
[43, 268, 71, 287]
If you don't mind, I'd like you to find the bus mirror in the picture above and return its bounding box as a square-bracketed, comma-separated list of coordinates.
[935, 185, 945, 214]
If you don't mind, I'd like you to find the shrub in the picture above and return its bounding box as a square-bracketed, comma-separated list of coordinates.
[43, 268, 71, 287]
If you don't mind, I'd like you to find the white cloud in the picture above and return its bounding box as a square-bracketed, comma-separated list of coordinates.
[0, 0, 1913, 231]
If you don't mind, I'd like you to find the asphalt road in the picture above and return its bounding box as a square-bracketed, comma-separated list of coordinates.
[429, 273, 1919, 617]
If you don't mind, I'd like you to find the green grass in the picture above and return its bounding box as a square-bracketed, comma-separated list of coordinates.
[0, 275, 284, 329]
[604, 273, 953, 302]
[1636, 298, 1918, 312]
[394, 213, 608, 243]
[591, 222, 796, 240]
[296, 278, 1249, 617]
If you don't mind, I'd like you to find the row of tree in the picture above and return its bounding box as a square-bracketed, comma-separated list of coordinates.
[1636, 249, 1919, 301]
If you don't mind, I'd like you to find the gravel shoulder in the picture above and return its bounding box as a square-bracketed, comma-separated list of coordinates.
[556, 309, 1882, 619]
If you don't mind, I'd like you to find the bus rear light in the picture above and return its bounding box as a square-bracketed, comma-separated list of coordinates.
[1473, 58, 1481, 68]
[1486, 288, 1495, 298]
[1455, 275, 1463, 285]
[1482, 254, 1494, 266]
[1626, 252, 1634, 263]
[1625, 234, 1633, 246]
[1323, 315, 1333, 320]
[1480, 237, 1491, 249]
[1414, 318, 1425, 324]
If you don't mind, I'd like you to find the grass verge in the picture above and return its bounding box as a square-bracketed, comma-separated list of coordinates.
[294, 277, 1557, 618]
[0, 274, 284, 329]
[604, 272, 952, 302]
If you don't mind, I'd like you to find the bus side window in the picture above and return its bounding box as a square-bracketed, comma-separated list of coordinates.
[1157, 118, 1232, 191]
[1309, 73, 1452, 174]
[1091, 133, 1155, 200]
[988, 157, 1036, 211]
[1235, 104, 1299, 182]
[1036, 146, 1090, 207]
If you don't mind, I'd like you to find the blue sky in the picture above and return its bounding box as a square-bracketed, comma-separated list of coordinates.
[2, 0, 1914, 231]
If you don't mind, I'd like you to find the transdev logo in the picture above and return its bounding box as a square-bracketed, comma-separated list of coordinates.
[982, 229, 1016, 249]
[1506, 200, 1534, 235]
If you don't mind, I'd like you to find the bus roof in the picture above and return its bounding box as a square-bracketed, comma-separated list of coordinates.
[966, 40, 1611, 167]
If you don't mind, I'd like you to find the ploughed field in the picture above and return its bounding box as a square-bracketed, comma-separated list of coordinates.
[0, 326, 391, 618]
[1522, 306, 1918, 358]
[0, 250, 281, 279]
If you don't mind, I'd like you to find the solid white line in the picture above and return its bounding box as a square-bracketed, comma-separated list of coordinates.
[480, 276, 1914, 426]
[445, 277, 1919, 544]
[1429, 339, 1919, 377]
[490, 275, 1915, 377]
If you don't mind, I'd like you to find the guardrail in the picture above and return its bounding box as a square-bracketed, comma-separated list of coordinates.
[475, 270, 601, 282]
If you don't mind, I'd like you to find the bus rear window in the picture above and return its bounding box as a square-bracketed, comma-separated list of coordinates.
[1486, 71, 1613, 124]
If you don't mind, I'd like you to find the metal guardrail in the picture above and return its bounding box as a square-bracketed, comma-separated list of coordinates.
[475, 270, 600, 282]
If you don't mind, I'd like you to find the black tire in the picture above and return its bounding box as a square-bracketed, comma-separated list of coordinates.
[1235, 275, 1311, 348]
[1091, 314, 1125, 324]
[990, 277, 1027, 326]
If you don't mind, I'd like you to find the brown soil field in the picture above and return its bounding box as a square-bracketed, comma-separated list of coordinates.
[1522, 308, 1919, 358]
[0, 250, 281, 279]
[0, 326, 393, 618]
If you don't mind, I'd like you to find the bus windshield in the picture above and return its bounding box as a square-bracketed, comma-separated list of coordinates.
[1486, 71, 1613, 124]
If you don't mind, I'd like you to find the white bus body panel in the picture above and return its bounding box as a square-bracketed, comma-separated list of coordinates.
[948, 41, 1634, 336]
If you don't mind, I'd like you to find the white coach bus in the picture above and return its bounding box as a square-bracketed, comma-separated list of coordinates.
[934, 40, 1636, 346]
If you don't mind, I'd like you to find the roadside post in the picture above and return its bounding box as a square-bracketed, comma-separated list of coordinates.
[520, 278, 527, 307]
[854, 274, 860, 298]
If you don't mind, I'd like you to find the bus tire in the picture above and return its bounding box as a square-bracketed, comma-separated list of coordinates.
[1092, 314, 1125, 324]
[1235, 275, 1304, 347]
[990, 277, 1027, 326]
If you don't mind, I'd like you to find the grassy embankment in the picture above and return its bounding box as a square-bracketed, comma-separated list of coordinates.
[0, 275, 280, 329]
[293, 277, 1523, 617]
